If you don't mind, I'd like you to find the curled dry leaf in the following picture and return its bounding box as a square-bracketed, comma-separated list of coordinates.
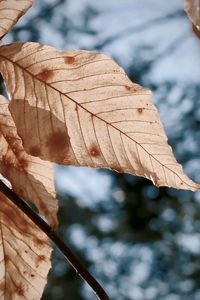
[0, 0, 33, 40]
[0, 95, 58, 228]
[0, 193, 52, 299]
[185, 0, 200, 30]
[0, 42, 199, 191]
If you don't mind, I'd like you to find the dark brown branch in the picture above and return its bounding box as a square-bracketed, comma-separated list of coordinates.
[0, 180, 110, 300]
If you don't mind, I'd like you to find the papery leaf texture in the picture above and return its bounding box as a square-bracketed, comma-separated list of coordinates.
[0, 0, 33, 40]
[0, 95, 58, 228]
[0, 42, 199, 191]
[185, 0, 200, 29]
[0, 193, 52, 299]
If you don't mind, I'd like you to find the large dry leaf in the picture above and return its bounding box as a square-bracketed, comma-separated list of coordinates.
[185, 0, 200, 30]
[0, 95, 58, 228]
[0, 42, 199, 191]
[0, 0, 33, 40]
[0, 193, 51, 299]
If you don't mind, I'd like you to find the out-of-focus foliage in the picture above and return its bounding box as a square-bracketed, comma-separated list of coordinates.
[1, 0, 200, 299]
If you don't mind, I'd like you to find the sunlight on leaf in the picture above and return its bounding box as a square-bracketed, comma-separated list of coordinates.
[0, 193, 52, 299]
[0, 0, 33, 40]
[0, 42, 199, 191]
[0, 95, 58, 228]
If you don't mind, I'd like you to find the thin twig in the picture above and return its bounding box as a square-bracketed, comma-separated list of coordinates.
[0, 180, 110, 300]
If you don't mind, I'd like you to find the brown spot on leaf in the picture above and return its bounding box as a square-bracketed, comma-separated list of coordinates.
[35, 254, 46, 268]
[18, 157, 29, 171]
[15, 284, 24, 296]
[137, 108, 144, 114]
[125, 85, 131, 90]
[2, 154, 13, 166]
[34, 238, 45, 247]
[64, 56, 75, 64]
[38, 68, 54, 81]
[0, 281, 4, 291]
[37, 255, 46, 263]
[90, 145, 100, 157]
[125, 85, 138, 92]
[29, 146, 41, 157]
[46, 130, 70, 163]
[9, 99, 72, 165]
[4, 255, 9, 264]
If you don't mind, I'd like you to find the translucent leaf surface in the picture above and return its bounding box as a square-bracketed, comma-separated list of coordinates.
[0, 0, 33, 40]
[0, 42, 199, 191]
[0, 193, 52, 299]
[0, 95, 58, 228]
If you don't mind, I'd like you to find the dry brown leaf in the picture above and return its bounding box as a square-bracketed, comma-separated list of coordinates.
[0, 0, 33, 40]
[185, 0, 200, 30]
[0, 95, 58, 228]
[0, 42, 199, 191]
[0, 192, 51, 299]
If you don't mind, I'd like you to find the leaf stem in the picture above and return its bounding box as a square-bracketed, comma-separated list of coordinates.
[0, 180, 110, 300]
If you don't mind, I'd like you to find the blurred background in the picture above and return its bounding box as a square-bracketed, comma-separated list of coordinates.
[1, 0, 200, 299]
